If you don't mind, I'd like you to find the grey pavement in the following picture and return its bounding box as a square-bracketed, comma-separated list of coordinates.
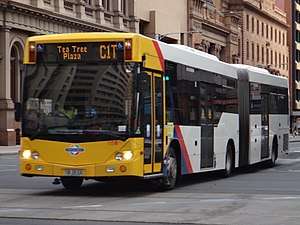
[1, 144, 300, 225]
[0, 145, 20, 155]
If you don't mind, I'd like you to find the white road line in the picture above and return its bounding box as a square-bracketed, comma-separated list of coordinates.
[131, 201, 167, 206]
[61, 204, 103, 209]
[0, 169, 17, 172]
[0, 165, 18, 167]
[0, 208, 27, 212]
[261, 196, 300, 200]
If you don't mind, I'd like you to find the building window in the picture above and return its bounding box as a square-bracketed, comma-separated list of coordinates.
[266, 24, 269, 39]
[283, 32, 285, 46]
[261, 22, 264, 37]
[246, 14, 249, 31]
[121, 0, 127, 15]
[257, 44, 260, 62]
[279, 53, 281, 68]
[275, 51, 277, 66]
[282, 54, 285, 70]
[257, 20, 259, 35]
[286, 56, 288, 71]
[271, 50, 273, 64]
[271, 27, 273, 41]
[262, 46, 265, 64]
[246, 41, 249, 60]
[252, 17, 255, 33]
[103, 0, 110, 11]
[266, 48, 269, 64]
[275, 29, 277, 43]
[252, 42, 255, 61]
[279, 31, 281, 44]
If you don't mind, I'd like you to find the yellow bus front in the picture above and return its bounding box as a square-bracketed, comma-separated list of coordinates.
[20, 33, 166, 185]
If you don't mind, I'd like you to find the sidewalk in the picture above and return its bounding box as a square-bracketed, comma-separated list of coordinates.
[0, 146, 20, 156]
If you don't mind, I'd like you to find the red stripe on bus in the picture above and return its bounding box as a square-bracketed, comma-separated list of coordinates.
[152, 41, 165, 72]
[175, 125, 193, 174]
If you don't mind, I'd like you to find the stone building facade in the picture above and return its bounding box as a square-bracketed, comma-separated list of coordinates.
[229, 0, 289, 77]
[0, 0, 138, 145]
[288, 1, 300, 124]
[188, 0, 241, 64]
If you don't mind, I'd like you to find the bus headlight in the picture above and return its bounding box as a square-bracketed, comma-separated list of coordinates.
[123, 151, 133, 160]
[31, 151, 40, 160]
[22, 150, 32, 159]
[115, 151, 134, 161]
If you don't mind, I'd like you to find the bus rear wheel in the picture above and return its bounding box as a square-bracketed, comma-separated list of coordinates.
[159, 147, 178, 190]
[224, 145, 234, 177]
[61, 177, 83, 190]
[269, 139, 278, 167]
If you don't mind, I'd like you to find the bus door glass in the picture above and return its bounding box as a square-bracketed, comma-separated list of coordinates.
[200, 83, 214, 168]
[261, 94, 270, 159]
[141, 71, 163, 174]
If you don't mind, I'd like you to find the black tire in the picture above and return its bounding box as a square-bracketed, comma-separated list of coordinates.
[224, 145, 234, 177]
[61, 177, 83, 190]
[159, 147, 178, 190]
[269, 139, 278, 167]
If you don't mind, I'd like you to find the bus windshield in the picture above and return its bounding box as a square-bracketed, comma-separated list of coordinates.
[22, 62, 139, 142]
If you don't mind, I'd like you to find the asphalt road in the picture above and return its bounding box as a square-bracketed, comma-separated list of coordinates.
[1, 142, 300, 225]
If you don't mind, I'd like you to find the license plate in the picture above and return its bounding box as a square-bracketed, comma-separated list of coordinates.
[64, 169, 83, 177]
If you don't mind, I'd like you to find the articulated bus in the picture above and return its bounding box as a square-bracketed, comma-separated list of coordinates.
[20, 33, 289, 190]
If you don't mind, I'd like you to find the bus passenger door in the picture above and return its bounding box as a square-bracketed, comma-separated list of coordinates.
[261, 94, 269, 159]
[200, 84, 214, 168]
[141, 71, 163, 175]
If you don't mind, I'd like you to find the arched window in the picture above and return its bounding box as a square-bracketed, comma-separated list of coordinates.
[10, 45, 18, 103]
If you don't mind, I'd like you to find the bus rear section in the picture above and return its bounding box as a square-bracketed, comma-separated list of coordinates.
[236, 66, 289, 168]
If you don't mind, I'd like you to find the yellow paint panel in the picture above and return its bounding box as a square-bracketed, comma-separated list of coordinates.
[20, 137, 145, 177]
[144, 164, 152, 174]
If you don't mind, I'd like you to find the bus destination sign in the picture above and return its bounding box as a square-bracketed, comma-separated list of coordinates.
[38, 42, 125, 63]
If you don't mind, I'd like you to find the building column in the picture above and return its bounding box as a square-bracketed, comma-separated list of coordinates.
[95, 0, 105, 24]
[127, 0, 139, 32]
[0, 27, 16, 146]
[112, 0, 124, 30]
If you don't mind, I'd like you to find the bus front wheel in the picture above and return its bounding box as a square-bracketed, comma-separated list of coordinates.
[61, 177, 83, 190]
[159, 147, 178, 190]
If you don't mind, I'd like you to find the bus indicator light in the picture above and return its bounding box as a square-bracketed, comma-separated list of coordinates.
[25, 164, 32, 171]
[120, 165, 127, 172]
[29, 42, 36, 63]
[124, 39, 132, 60]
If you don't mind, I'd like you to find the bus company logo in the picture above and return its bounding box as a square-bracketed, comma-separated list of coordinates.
[65, 144, 85, 156]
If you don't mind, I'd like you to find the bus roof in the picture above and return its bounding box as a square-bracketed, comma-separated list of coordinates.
[158, 41, 238, 79]
[26, 32, 145, 43]
[232, 64, 288, 88]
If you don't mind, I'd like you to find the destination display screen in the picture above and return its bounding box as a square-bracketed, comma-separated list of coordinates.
[36, 42, 125, 63]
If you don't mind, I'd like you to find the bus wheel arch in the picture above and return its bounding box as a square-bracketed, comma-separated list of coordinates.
[224, 139, 235, 177]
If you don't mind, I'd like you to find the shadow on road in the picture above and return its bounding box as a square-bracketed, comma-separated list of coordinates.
[32, 161, 281, 197]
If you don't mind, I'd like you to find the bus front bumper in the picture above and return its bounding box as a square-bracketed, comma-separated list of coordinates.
[20, 159, 144, 178]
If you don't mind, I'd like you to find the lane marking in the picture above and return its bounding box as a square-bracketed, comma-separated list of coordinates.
[61, 204, 103, 209]
[0, 169, 17, 172]
[0, 165, 18, 167]
[131, 201, 167, 206]
[261, 196, 300, 200]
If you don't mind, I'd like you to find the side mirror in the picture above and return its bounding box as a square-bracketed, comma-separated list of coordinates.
[15, 102, 21, 122]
